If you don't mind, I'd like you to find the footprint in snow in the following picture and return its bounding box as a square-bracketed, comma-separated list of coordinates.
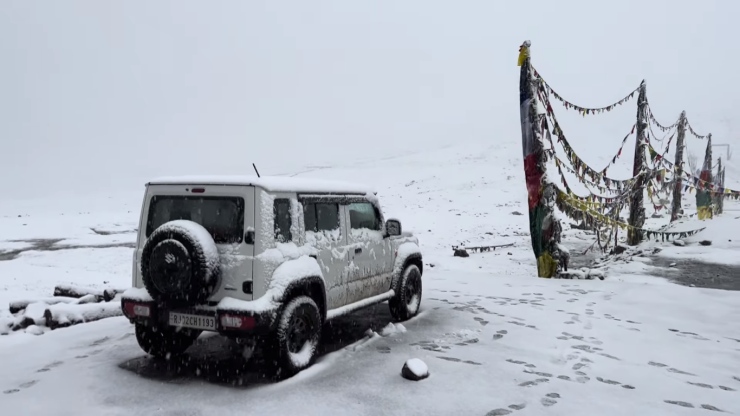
[5, 379, 39, 394]
[668, 368, 696, 376]
[436, 356, 482, 365]
[508, 403, 526, 411]
[719, 386, 736, 391]
[540, 397, 558, 407]
[700, 404, 724, 412]
[519, 378, 549, 387]
[485, 409, 512, 416]
[474, 317, 489, 326]
[688, 382, 713, 389]
[596, 377, 621, 385]
[664, 400, 695, 408]
[376, 346, 391, 354]
[89, 337, 110, 347]
[524, 370, 553, 377]
[37, 360, 64, 373]
[598, 353, 621, 361]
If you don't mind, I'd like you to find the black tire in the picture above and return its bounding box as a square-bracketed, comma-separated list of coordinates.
[270, 296, 322, 378]
[135, 323, 201, 359]
[141, 221, 219, 307]
[389, 264, 423, 321]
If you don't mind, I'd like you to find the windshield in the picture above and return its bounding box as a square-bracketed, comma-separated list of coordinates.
[145, 195, 245, 244]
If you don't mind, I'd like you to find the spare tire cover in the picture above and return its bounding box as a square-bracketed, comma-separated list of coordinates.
[141, 220, 220, 306]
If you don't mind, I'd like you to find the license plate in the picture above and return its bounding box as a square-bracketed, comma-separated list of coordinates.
[169, 312, 216, 331]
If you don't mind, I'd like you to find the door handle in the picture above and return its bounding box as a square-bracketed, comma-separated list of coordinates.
[354, 247, 362, 254]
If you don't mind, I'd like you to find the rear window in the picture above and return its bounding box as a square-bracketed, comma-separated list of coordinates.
[303, 202, 340, 232]
[146, 196, 245, 244]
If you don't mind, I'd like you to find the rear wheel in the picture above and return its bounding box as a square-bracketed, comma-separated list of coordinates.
[135, 324, 201, 359]
[270, 296, 322, 378]
[389, 264, 422, 321]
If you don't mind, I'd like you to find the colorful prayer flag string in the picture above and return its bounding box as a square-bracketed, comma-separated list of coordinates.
[534, 68, 643, 116]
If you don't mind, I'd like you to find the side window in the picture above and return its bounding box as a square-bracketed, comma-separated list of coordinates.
[304, 202, 340, 232]
[274, 199, 292, 243]
[348, 202, 381, 231]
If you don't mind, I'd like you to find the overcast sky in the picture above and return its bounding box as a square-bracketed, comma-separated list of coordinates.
[1, 0, 738, 199]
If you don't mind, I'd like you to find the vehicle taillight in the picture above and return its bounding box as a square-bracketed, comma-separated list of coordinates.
[219, 314, 255, 330]
[123, 301, 152, 318]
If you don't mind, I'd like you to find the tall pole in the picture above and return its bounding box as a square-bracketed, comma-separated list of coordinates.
[517, 41, 563, 278]
[670, 111, 687, 222]
[721, 165, 726, 212]
[715, 157, 723, 215]
[627, 81, 648, 245]
[696, 134, 714, 220]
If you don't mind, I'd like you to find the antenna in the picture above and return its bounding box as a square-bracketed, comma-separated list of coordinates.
[252, 163, 261, 178]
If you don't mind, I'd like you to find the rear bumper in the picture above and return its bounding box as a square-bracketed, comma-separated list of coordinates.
[121, 297, 276, 336]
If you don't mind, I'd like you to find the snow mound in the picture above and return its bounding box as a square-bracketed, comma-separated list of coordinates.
[121, 287, 153, 302]
[380, 322, 407, 336]
[24, 325, 44, 336]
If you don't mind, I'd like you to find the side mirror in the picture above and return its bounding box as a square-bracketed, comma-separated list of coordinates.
[386, 219, 402, 237]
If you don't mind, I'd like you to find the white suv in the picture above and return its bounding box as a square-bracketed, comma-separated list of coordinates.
[121, 175, 423, 376]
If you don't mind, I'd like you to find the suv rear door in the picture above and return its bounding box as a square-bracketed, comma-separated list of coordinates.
[300, 196, 350, 310]
[136, 184, 255, 301]
[344, 200, 393, 304]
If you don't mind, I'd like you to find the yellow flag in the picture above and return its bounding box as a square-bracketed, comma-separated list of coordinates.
[517, 42, 530, 66]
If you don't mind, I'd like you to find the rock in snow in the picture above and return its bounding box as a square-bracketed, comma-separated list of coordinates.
[402, 358, 429, 381]
[673, 239, 686, 247]
[453, 248, 469, 258]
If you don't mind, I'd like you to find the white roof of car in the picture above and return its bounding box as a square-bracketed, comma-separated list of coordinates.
[146, 175, 375, 195]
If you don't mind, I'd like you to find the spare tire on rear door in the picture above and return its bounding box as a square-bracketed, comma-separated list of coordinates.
[141, 220, 220, 306]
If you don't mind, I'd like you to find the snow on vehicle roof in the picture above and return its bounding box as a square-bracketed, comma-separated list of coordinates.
[146, 175, 375, 195]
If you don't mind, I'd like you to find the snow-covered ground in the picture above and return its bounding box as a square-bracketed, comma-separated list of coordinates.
[1, 140, 739, 415]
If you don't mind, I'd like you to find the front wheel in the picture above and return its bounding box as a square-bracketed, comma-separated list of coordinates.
[273, 296, 322, 378]
[134, 324, 201, 359]
[389, 264, 422, 321]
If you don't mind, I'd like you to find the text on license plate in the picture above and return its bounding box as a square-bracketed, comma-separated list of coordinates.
[169, 312, 216, 330]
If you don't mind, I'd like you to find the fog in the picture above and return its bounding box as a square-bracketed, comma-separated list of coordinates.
[1, 0, 738, 199]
